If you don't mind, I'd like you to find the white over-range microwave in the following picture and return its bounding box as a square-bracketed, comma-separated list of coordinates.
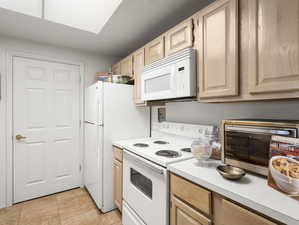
[141, 48, 196, 101]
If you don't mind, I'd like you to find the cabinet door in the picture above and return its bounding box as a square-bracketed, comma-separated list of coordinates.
[197, 0, 238, 99]
[112, 62, 121, 75]
[165, 18, 194, 56]
[133, 48, 146, 105]
[170, 174, 211, 216]
[145, 36, 165, 65]
[171, 195, 211, 225]
[114, 159, 123, 212]
[213, 195, 278, 225]
[120, 55, 133, 77]
[248, 0, 299, 94]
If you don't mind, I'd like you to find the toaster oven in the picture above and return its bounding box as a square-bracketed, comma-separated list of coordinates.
[221, 119, 299, 176]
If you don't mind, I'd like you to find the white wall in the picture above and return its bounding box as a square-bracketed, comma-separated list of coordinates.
[0, 35, 119, 208]
[152, 100, 299, 126]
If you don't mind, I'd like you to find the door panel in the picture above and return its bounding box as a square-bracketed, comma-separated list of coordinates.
[213, 194, 278, 225]
[120, 55, 133, 77]
[123, 151, 167, 225]
[114, 159, 123, 211]
[145, 36, 165, 65]
[197, 0, 238, 99]
[165, 18, 193, 56]
[112, 62, 121, 75]
[248, 0, 299, 93]
[171, 195, 211, 225]
[13, 57, 80, 203]
[133, 48, 146, 105]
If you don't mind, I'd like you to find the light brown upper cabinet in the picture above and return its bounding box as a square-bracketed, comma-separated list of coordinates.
[165, 18, 194, 56]
[197, 0, 238, 99]
[248, 0, 299, 94]
[120, 55, 133, 77]
[133, 48, 146, 106]
[145, 35, 165, 65]
[112, 62, 121, 75]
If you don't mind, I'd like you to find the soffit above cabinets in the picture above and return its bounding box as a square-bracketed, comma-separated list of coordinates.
[0, 0, 215, 56]
[0, 0, 123, 34]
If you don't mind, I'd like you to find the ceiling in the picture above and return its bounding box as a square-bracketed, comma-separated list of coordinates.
[0, 0, 214, 57]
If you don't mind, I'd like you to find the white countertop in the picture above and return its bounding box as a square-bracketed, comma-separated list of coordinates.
[168, 159, 299, 225]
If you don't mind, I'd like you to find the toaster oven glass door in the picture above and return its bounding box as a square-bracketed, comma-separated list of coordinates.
[224, 126, 297, 167]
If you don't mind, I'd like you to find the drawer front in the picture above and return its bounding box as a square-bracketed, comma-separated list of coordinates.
[170, 174, 211, 216]
[113, 146, 123, 162]
[123, 201, 146, 225]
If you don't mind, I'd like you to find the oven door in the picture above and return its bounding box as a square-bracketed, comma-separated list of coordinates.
[141, 65, 175, 101]
[123, 150, 168, 225]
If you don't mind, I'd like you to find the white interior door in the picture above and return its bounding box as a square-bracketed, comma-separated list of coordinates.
[13, 57, 81, 203]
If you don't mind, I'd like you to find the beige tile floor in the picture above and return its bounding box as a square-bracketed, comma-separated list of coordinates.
[0, 188, 122, 225]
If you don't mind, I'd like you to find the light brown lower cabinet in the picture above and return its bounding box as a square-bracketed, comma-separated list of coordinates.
[171, 195, 212, 225]
[170, 174, 282, 225]
[113, 157, 123, 212]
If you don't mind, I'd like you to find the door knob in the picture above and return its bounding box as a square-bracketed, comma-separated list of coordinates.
[16, 135, 26, 140]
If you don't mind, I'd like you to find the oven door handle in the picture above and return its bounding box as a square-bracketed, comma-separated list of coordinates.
[124, 150, 165, 175]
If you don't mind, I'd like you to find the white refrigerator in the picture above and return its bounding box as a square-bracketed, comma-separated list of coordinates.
[84, 81, 150, 212]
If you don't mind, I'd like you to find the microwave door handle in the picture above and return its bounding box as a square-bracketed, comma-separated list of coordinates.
[124, 151, 164, 175]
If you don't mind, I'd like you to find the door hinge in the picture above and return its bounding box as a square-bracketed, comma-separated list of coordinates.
[79, 164, 82, 172]
[79, 120, 82, 128]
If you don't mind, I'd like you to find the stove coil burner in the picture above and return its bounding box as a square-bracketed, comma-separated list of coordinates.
[181, 148, 191, 153]
[155, 150, 181, 158]
[153, 140, 169, 145]
[133, 143, 149, 148]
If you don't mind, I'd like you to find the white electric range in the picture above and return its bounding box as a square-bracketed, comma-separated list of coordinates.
[114, 122, 217, 225]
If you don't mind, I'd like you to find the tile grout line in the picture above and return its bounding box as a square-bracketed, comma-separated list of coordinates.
[55, 194, 63, 225]
[16, 203, 23, 225]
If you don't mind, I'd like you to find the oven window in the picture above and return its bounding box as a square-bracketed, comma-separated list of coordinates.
[145, 74, 170, 93]
[130, 168, 153, 199]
